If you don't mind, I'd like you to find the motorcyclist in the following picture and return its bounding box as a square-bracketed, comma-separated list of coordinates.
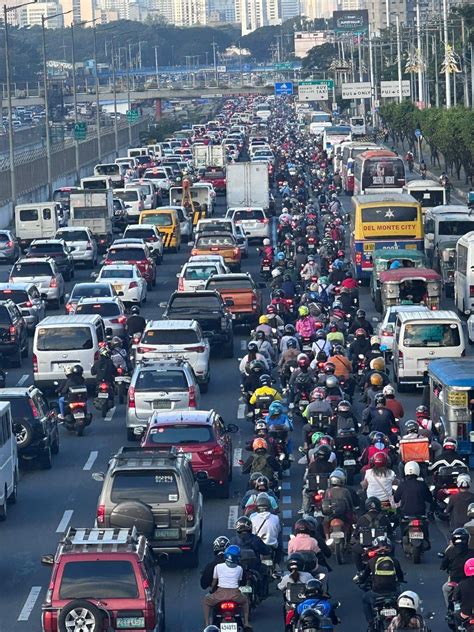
[239, 342, 270, 376]
[446, 473, 474, 530]
[278, 338, 300, 386]
[249, 374, 282, 412]
[91, 346, 116, 386]
[295, 579, 339, 625]
[201, 536, 229, 589]
[311, 329, 332, 358]
[279, 324, 300, 353]
[332, 399, 359, 434]
[266, 304, 285, 331]
[296, 306, 318, 339]
[326, 322, 344, 347]
[300, 256, 319, 282]
[241, 360, 267, 400]
[260, 237, 274, 261]
[254, 330, 275, 365]
[363, 373, 386, 407]
[323, 468, 357, 538]
[57, 364, 86, 419]
[302, 388, 333, 446]
[249, 493, 282, 567]
[360, 452, 397, 507]
[110, 336, 129, 372]
[288, 354, 316, 396]
[265, 400, 293, 455]
[362, 357, 390, 391]
[255, 315, 273, 339]
[349, 328, 371, 363]
[362, 394, 398, 441]
[341, 270, 358, 291]
[348, 309, 374, 336]
[394, 462, 435, 546]
[277, 554, 314, 591]
[451, 558, 474, 624]
[387, 592, 425, 632]
[281, 273, 297, 299]
[440, 528, 472, 606]
[352, 497, 393, 571]
[230, 515, 271, 596]
[359, 432, 392, 472]
[288, 519, 320, 558]
[382, 385, 404, 419]
[241, 474, 279, 514]
[242, 438, 282, 481]
[429, 437, 467, 476]
[125, 305, 146, 337]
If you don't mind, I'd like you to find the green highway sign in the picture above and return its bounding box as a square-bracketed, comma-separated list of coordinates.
[274, 62, 293, 70]
[299, 79, 334, 89]
[126, 109, 140, 123]
[74, 121, 87, 141]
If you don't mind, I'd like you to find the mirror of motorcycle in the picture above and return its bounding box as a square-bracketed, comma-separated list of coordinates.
[426, 613, 435, 620]
[91, 472, 105, 482]
[53, 380, 59, 386]
[159, 302, 167, 308]
[372, 316, 380, 323]
[298, 446, 305, 453]
[437, 552, 445, 558]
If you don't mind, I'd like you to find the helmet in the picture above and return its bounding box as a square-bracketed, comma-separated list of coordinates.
[256, 492, 271, 511]
[457, 473, 472, 489]
[235, 516, 252, 533]
[325, 375, 338, 389]
[464, 558, 474, 577]
[365, 496, 382, 513]
[329, 470, 346, 487]
[294, 519, 312, 535]
[287, 553, 305, 572]
[287, 339, 297, 349]
[373, 535, 393, 552]
[370, 452, 389, 469]
[298, 305, 309, 317]
[370, 336, 381, 347]
[259, 315, 269, 325]
[370, 357, 385, 371]
[311, 431, 325, 446]
[374, 393, 386, 407]
[371, 431, 386, 445]
[252, 438, 268, 452]
[468, 502, 474, 519]
[263, 238, 271, 246]
[255, 475, 269, 490]
[405, 420, 419, 435]
[370, 373, 383, 387]
[334, 345, 345, 356]
[266, 305, 276, 314]
[319, 275, 328, 284]
[204, 626, 220, 632]
[271, 268, 282, 278]
[284, 324, 296, 336]
[316, 329, 326, 339]
[398, 591, 420, 612]
[337, 400, 351, 414]
[304, 579, 324, 599]
[276, 251, 286, 261]
[443, 436, 458, 451]
[328, 322, 338, 332]
[383, 385, 395, 397]
[213, 535, 230, 554]
[255, 331, 265, 341]
[355, 328, 366, 337]
[324, 362, 336, 375]
[297, 354, 310, 368]
[451, 527, 469, 547]
[249, 360, 265, 374]
[99, 346, 110, 357]
[298, 609, 321, 630]
[314, 444, 331, 461]
[259, 374, 272, 387]
[130, 305, 140, 315]
[248, 341, 258, 353]
[310, 387, 324, 402]
[255, 420, 268, 433]
[224, 544, 241, 566]
[389, 260, 402, 269]
[71, 364, 83, 376]
[404, 461, 420, 477]
[356, 309, 366, 319]
[268, 401, 284, 416]
[111, 336, 122, 348]
[416, 405, 429, 416]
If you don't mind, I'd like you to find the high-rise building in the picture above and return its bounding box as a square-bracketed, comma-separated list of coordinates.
[280, 0, 301, 21]
[22, 1, 64, 27]
[237, 0, 281, 34]
[337, 0, 362, 9]
[367, 0, 406, 33]
[207, 0, 235, 22]
[59, 0, 95, 25]
[174, 0, 208, 26]
[147, 0, 174, 22]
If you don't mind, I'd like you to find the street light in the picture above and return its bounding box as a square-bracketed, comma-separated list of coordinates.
[3, 0, 37, 205]
[107, 31, 134, 156]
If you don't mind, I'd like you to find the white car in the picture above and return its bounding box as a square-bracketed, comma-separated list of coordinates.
[95, 264, 147, 305]
[122, 224, 164, 263]
[226, 207, 270, 241]
[55, 226, 98, 268]
[113, 187, 145, 220]
[127, 179, 156, 210]
[143, 168, 173, 191]
[177, 259, 229, 292]
[377, 304, 430, 353]
[195, 218, 248, 257]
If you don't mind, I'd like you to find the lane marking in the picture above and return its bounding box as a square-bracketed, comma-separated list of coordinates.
[237, 404, 246, 419]
[105, 406, 116, 422]
[17, 586, 42, 621]
[233, 448, 242, 467]
[282, 509, 293, 519]
[16, 374, 29, 386]
[282, 495, 292, 504]
[228, 505, 239, 529]
[240, 339, 247, 351]
[56, 509, 74, 533]
[282, 469, 290, 477]
[283, 526, 292, 536]
[282, 481, 291, 490]
[83, 450, 99, 471]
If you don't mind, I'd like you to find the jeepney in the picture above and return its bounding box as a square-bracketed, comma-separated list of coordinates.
[378, 267, 441, 311]
[371, 249, 426, 312]
[403, 179, 446, 215]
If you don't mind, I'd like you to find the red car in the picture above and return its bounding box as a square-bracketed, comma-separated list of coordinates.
[141, 410, 238, 498]
[103, 239, 156, 289]
[199, 167, 226, 194]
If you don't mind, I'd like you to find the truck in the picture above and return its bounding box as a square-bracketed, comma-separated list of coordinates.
[225, 162, 270, 210]
[15, 202, 59, 251]
[192, 144, 225, 169]
[69, 189, 114, 253]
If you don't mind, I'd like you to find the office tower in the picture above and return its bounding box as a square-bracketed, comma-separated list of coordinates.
[174, 0, 208, 25]
[280, 0, 301, 21]
[22, 1, 64, 27]
[237, 0, 281, 35]
[367, 0, 406, 33]
[208, 0, 235, 22]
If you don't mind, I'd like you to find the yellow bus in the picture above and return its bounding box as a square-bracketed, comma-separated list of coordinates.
[350, 193, 424, 280]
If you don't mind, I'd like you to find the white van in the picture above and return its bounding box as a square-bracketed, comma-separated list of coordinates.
[0, 401, 18, 520]
[113, 187, 145, 220]
[127, 147, 151, 159]
[33, 315, 106, 388]
[80, 176, 113, 191]
[15, 203, 58, 251]
[393, 310, 465, 390]
[93, 163, 123, 188]
[455, 231, 474, 314]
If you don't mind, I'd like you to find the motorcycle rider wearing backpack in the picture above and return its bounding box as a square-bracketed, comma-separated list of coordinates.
[352, 497, 393, 572]
[242, 438, 282, 481]
[322, 469, 358, 538]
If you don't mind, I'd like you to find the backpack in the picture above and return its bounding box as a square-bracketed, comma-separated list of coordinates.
[251, 454, 274, 480]
[318, 286, 330, 306]
[321, 487, 350, 518]
[374, 556, 397, 578]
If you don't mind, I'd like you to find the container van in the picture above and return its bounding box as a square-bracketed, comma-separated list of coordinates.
[393, 310, 464, 389]
[15, 203, 58, 251]
[0, 402, 18, 519]
[455, 230, 474, 314]
[33, 315, 106, 388]
[80, 176, 113, 191]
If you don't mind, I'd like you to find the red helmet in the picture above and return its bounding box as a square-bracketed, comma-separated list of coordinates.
[297, 355, 310, 368]
[355, 328, 366, 337]
[370, 452, 390, 469]
[266, 305, 276, 314]
[464, 558, 474, 577]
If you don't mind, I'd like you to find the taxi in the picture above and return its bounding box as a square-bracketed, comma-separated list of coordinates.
[139, 208, 181, 252]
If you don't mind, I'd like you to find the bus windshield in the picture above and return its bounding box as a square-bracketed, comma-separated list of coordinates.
[361, 157, 405, 191]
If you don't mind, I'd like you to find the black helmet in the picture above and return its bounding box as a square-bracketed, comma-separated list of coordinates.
[374, 393, 386, 407]
[373, 535, 393, 552]
[71, 364, 83, 376]
[235, 516, 252, 533]
[256, 330, 265, 340]
[405, 420, 419, 435]
[314, 444, 331, 461]
[213, 535, 230, 554]
[365, 496, 382, 513]
[248, 341, 258, 353]
[249, 360, 266, 374]
[298, 609, 321, 630]
[287, 553, 305, 572]
[130, 305, 140, 315]
[284, 324, 296, 336]
[259, 374, 272, 387]
[337, 400, 351, 414]
[287, 339, 297, 349]
[304, 579, 323, 599]
[294, 519, 312, 535]
[256, 492, 272, 512]
[255, 475, 269, 490]
[451, 527, 469, 547]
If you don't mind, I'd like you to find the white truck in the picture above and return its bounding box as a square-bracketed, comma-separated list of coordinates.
[192, 144, 225, 170]
[69, 189, 114, 253]
[226, 162, 270, 210]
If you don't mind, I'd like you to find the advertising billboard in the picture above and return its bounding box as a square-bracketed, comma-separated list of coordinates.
[333, 10, 369, 36]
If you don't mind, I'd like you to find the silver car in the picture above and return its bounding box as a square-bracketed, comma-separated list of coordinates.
[0, 282, 45, 331]
[72, 296, 127, 337]
[55, 226, 98, 268]
[0, 230, 20, 263]
[9, 257, 65, 309]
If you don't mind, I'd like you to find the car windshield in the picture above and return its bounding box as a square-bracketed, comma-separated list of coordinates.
[438, 220, 474, 236]
[0, 305, 12, 326]
[141, 329, 199, 345]
[37, 326, 93, 350]
[100, 268, 134, 279]
[0, 233, 11, 242]
[125, 229, 155, 239]
[107, 248, 145, 261]
[0, 289, 28, 304]
[11, 262, 52, 276]
[144, 213, 172, 226]
[71, 285, 111, 299]
[184, 266, 217, 281]
[196, 235, 234, 247]
[111, 470, 179, 504]
[95, 165, 118, 175]
[28, 243, 63, 254]
[57, 231, 88, 241]
[232, 210, 265, 221]
[135, 369, 188, 391]
[402, 323, 461, 347]
[206, 279, 253, 290]
[147, 425, 213, 445]
[170, 296, 221, 312]
[115, 191, 139, 202]
[59, 561, 138, 600]
[76, 303, 121, 317]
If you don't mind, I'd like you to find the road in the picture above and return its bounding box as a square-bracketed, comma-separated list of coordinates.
[0, 192, 460, 632]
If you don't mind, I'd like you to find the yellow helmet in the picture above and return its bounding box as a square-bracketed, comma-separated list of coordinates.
[259, 315, 269, 325]
[370, 373, 384, 387]
[370, 357, 386, 371]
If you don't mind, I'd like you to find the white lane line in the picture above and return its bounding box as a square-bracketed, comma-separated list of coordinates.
[283, 526, 292, 536]
[237, 404, 246, 419]
[282, 495, 292, 504]
[228, 505, 239, 529]
[282, 481, 291, 490]
[83, 451, 99, 471]
[56, 509, 74, 533]
[233, 448, 242, 467]
[282, 509, 293, 519]
[16, 374, 29, 386]
[105, 406, 116, 422]
[282, 469, 290, 477]
[240, 339, 247, 350]
[17, 586, 42, 621]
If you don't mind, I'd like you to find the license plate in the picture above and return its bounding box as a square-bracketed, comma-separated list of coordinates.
[54, 362, 73, 371]
[115, 376, 131, 383]
[154, 528, 180, 539]
[240, 585, 253, 594]
[221, 624, 238, 632]
[153, 400, 171, 409]
[113, 285, 124, 292]
[299, 399, 309, 406]
[409, 531, 424, 539]
[302, 345, 311, 352]
[117, 617, 145, 629]
[363, 243, 375, 252]
[73, 412, 85, 419]
[344, 459, 356, 466]
[380, 608, 397, 617]
[98, 392, 109, 399]
[262, 266, 270, 271]
[331, 531, 344, 539]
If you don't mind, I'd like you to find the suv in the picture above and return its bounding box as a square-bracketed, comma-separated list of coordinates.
[95, 447, 203, 566]
[25, 239, 74, 281]
[0, 283, 45, 332]
[0, 299, 28, 367]
[141, 410, 237, 498]
[41, 527, 165, 632]
[0, 386, 59, 468]
[126, 359, 201, 440]
[122, 225, 164, 263]
[55, 227, 98, 269]
[9, 257, 65, 309]
[162, 291, 234, 358]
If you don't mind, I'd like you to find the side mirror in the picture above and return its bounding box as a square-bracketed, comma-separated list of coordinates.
[41, 554, 54, 566]
[426, 232, 435, 242]
[225, 298, 234, 307]
[159, 301, 167, 308]
[53, 380, 59, 386]
[64, 293, 70, 301]
[90, 272, 98, 279]
[226, 423, 239, 434]
[91, 472, 105, 482]
[176, 273, 180, 278]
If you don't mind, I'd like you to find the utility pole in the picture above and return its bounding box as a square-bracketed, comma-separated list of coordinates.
[368, 27, 376, 126]
[154, 46, 160, 88]
[443, 0, 451, 108]
[462, 18, 469, 108]
[211, 41, 218, 85]
[416, 0, 423, 106]
[396, 16, 403, 104]
[71, 21, 79, 182]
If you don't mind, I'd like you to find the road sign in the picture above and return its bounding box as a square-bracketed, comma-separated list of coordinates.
[380, 80, 411, 98]
[341, 82, 372, 99]
[126, 109, 140, 123]
[275, 62, 293, 70]
[74, 121, 86, 141]
[297, 80, 332, 102]
[217, 65, 226, 73]
[274, 82, 294, 96]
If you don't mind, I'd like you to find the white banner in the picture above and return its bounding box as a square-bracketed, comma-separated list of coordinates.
[298, 82, 329, 101]
[380, 80, 411, 97]
[341, 82, 372, 99]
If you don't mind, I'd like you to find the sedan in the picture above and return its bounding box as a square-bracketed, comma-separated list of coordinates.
[65, 282, 117, 313]
[95, 264, 147, 305]
[72, 296, 128, 337]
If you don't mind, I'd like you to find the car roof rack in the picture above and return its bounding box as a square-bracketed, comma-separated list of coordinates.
[112, 446, 185, 464]
[57, 527, 146, 558]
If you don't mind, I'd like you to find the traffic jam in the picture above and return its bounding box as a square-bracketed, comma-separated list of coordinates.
[1, 95, 474, 632]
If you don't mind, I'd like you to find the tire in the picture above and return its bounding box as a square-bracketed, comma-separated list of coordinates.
[223, 338, 234, 358]
[334, 540, 344, 565]
[50, 298, 60, 310]
[8, 474, 18, 504]
[39, 446, 52, 470]
[413, 545, 422, 564]
[101, 402, 108, 419]
[76, 425, 85, 437]
[58, 599, 103, 632]
[152, 272, 157, 287]
[51, 428, 60, 455]
[200, 379, 209, 394]
[469, 336, 474, 346]
[11, 345, 22, 368]
[127, 428, 136, 441]
[118, 386, 125, 405]
[374, 290, 382, 313]
[0, 492, 6, 521]
[21, 338, 28, 358]
[14, 420, 33, 449]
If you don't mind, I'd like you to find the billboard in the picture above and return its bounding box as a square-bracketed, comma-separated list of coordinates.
[333, 10, 369, 36]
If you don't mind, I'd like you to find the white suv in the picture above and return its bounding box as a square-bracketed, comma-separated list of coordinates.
[226, 207, 270, 241]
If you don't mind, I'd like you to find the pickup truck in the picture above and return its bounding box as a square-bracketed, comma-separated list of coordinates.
[204, 273, 263, 326]
[162, 290, 234, 358]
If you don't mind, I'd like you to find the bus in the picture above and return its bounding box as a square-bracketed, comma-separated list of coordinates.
[322, 125, 351, 154]
[309, 112, 332, 136]
[353, 149, 405, 195]
[341, 142, 379, 194]
[351, 193, 424, 279]
[455, 230, 474, 314]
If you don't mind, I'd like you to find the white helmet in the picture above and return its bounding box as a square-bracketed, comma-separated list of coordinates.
[263, 238, 271, 246]
[398, 591, 420, 611]
[271, 268, 282, 278]
[383, 385, 395, 396]
[404, 461, 420, 477]
[457, 473, 472, 489]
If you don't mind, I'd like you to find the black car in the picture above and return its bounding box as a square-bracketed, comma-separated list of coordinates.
[163, 290, 234, 357]
[0, 385, 59, 469]
[0, 299, 28, 367]
[25, 239, 74, 281]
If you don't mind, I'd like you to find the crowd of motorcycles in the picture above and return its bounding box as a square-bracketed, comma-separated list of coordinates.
[201, 102, 474, 632]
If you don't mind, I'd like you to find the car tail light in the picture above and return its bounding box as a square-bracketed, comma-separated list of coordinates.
[70, 402, 86, 409]
[5, 240, 13, 248]
[29, 398, 40, 418]
[33, 353, 38, 372]
[381, 330, 392, 337]
[9, 324, 16, 340]
[233, 248, 240, 257]
[137, 346, 155, 354]
[143, 578, 152, 601]
[66, 303, 73, 313]
[188, 385, 197, 408]
[398, 349, 403, 368]
[86, 242, 92, 250]
[185, 503, 195, 523]
[410, 519, 422, 527]
[129, 281, 138, 289]
[469, 285, 474, 298]
[219, 602, 236, 612]
[128, 385, 136, 409]
[205, 444, 225, 457]
[262, 218, 269, 224]
[184, 345, 205, 353]
[313, 493, 323, 502]
[97, 504, 105, 525]
[49, 277, 58, 288]
[24, 300, 33, 308]
[252, 298, 257, 310]
[178, 276, 184, 291]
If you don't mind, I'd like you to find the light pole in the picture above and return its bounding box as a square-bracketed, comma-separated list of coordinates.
[211, 40, 218, 85]
[3, 0, 38, 205]
[154, 46, 160, 88]
[70, 19, 79, 182]
[108, 31, 133, 156]
[443, 0, 451, 108]
[78, 18, 102, 161]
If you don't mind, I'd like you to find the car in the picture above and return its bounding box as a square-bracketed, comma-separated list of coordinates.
[0, 230, 20, 263]
[113, 187, 145, 220]
[104, 240, 157, 289]
[127, 178, 157, 209]
[55, 226, 98, 268]
[112, 197, 128, 230]
[96, 264, 147, 305]
[0, 299, 28, 366]
[9, 257, 65, 309]
[0, 386, 59, 468]
[126, 359, 201, 440]
[141, 410, 238, 498]
[25, 239, 74, 281]
[65, 282, 117, 313]
[143, 167, 173, 191]
[172, 206, 193, 244]
[176, 259, 229, 292]
[226, 207, 270, 241]
[199, 167, 226, 194]
[204, 272, 263, 326]
[0, 282, 46, 332]
[377, 304, 431, 354]
[40, 527, 165, 632]
[72, 296, 127, 337]
[94, 447, 203, 566]
[195, 218, 248, 258]
[191, 232, 241, 271]
[122, 224, 164, 263]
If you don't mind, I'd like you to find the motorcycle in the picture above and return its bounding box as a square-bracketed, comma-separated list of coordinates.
[268, 424, 290, 470]
[371, 594, 399, 631]
[114, 366, 131, 405]
[261, 257, 273, 280]
[63, 385, 92, 436]
[334, 430, 360, 484]
[401, 515, 428, 564]
[211, 600, 245, 632]
[93, 381, 114, 418]
[432, 465, 469, 521]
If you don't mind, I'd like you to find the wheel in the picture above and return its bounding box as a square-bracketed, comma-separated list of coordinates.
[39, 446, 52, 470]
[101, 402, 108, 418]
[223, 338, 234, 358]
[11, 345, 22, 368]
[58, 599, 103, 632]
[51, 428, 60, 454]
[127, 428, 136, 441]
[0, 492, 6, 521]
[14, 420, 33, 449]
[118, 384, 125, 404]
[413, 546, 422, 564]
[152, 272, 157, 287]
[50, 298, 60, 310]
[200, 379, 209, 394]
[334, 540, 344, 565]
[469, 336, 474, 346]
[76, 425, 85, 437]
